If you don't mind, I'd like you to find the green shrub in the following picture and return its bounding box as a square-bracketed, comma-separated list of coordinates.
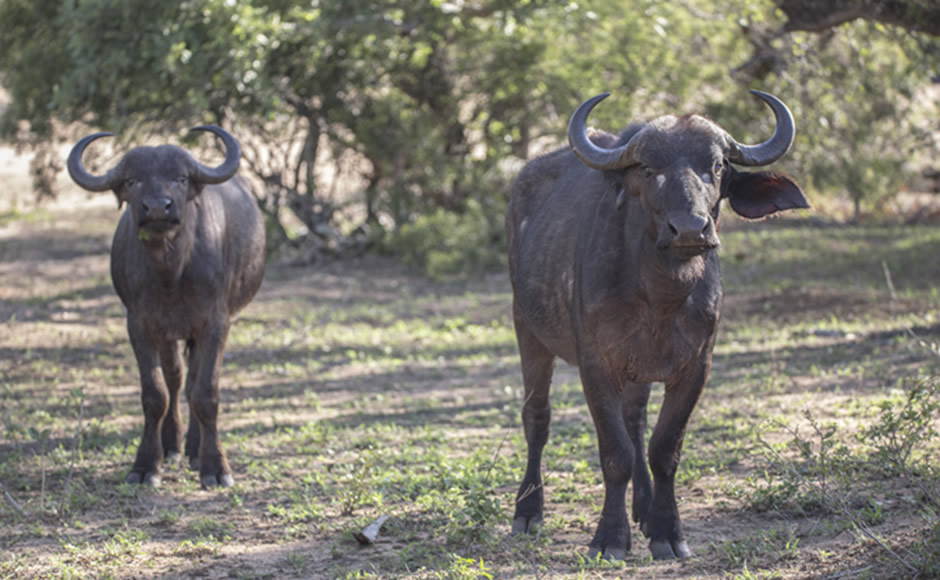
[384, 199, 506, 280]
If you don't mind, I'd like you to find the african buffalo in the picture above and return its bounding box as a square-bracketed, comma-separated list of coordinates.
[506, 90, 809, 559]
[67, 126, 266, 489]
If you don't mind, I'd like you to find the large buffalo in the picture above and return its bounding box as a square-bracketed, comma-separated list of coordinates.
[506, 90, 809, 559]
[67, 126, 266, 489]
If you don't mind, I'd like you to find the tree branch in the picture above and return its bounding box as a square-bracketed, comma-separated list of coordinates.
[774, 0, 940, 36]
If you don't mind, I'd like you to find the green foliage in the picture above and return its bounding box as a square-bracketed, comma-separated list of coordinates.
[783, 24, 935, 220]
[716, 525, 800, 569]
[861, 377, 940, 478]
[740, 412, 856, 516]
[734, 372, 940, 576]
[435, 555, 495, 580]
[1, 0, 937, 268]
[188, 516, 234, 542]
[740, 375, 940, 518]
[384, 199, 506, 279]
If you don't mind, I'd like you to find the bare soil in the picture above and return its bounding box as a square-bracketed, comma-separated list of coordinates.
[2, 151, 939, 579]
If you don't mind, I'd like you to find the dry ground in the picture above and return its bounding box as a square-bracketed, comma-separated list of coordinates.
[1, 150, 940, 579]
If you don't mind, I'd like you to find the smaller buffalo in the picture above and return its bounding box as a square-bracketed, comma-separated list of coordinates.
[68, 126, 265, 488]
[506, 90, 809, 559]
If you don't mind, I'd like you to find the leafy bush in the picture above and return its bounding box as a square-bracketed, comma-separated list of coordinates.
[734, 373, 940, 576]
[383, 199, 506, 280]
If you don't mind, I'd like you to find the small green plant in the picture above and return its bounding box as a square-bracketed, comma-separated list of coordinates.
[738, 372, 940, 577]
[909, 516, 940, 577]
[154, 507, 183, 527]
[284, 552, 308, 576]
[859, 498, 887, 527]
[336, 448, 381, 516]
[861, 377, 939, 495]
[741, 412, 856, 517]
[717, 525, 800, 569]
[573, 550, 629, 573]
[58, 387, 87, 517]
[444, 484, 504, 544]
[435, 555, 495, 580]
[27, 426, 52, 511]
[188, 517, 234, 542]
[174, 538, 220, 558]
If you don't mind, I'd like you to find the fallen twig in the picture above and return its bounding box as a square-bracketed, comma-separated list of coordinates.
[881, 260, 897, 301]
[0, 481, 27, 518]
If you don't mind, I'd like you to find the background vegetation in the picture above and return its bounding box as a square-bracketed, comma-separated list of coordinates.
[0, 0, 937, 274]
[1, 1, 939, 578]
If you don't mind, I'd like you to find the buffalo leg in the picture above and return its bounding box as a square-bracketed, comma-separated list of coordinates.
[187, 322, 234, 489]
[183, 339, 200, 468]
[511, 306, 555, 534]
[126, 318, 168, 486]
[645, 361, 708, 559]
[580, 357, 633, 561]
[623, 382, 653, 529]
[159, 339, 184, 463]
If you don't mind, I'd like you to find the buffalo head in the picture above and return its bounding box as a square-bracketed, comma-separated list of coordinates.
[67, 126, 241, 237]
[568, 90, 809, 261]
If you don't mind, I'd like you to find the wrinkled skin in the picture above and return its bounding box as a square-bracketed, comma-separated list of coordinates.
[68, 129, 266, 489]
[506, 95, 809, 560]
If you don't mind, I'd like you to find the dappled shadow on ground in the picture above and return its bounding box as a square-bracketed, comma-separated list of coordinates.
[3, 206, 940, 579]
[711, 321, 940, 397]
[0, 281, 117, 324]
[0, 219, 111, 264]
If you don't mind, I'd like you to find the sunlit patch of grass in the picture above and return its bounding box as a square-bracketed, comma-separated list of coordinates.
[3, 206, 940, 578]
[721, 222, 940, 297]
[52, 527, 149, 578]
[714, 524, 800, 570]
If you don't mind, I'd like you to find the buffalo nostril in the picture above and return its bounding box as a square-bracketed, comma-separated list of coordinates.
[668, 222, 679, 236]
[143, 198, 173, 215]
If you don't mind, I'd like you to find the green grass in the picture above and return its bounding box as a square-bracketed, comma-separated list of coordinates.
[1, 211, 939, 578]
[721, 221, 940, 297]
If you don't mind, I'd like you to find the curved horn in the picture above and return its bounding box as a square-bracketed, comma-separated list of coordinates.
[726, 90, 795, 167]
[67, 132, 121, 192]
[567, 93, 643, 171]
[188, 125, 241, 184]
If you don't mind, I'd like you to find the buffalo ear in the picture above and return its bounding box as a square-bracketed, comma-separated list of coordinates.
[724, 170, 810, 220]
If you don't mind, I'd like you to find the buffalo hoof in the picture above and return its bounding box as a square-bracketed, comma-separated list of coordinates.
[649, 539, 692, 560]
[511, 515, 542, 535]
[201, 473, 234, 489]
[189, 457, 200, 471]
[126, 470, 161, 487]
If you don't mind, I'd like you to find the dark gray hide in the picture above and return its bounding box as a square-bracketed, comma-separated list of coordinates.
[67, 126, 266, 489]
[506, 91, 809, 560]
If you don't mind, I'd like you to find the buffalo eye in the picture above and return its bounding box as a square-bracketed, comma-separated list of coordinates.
[642, 166, 653, 179]
[178, 176, 189, 187]
[702, 161, 723, 184]
[125, 178, 138, 189]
